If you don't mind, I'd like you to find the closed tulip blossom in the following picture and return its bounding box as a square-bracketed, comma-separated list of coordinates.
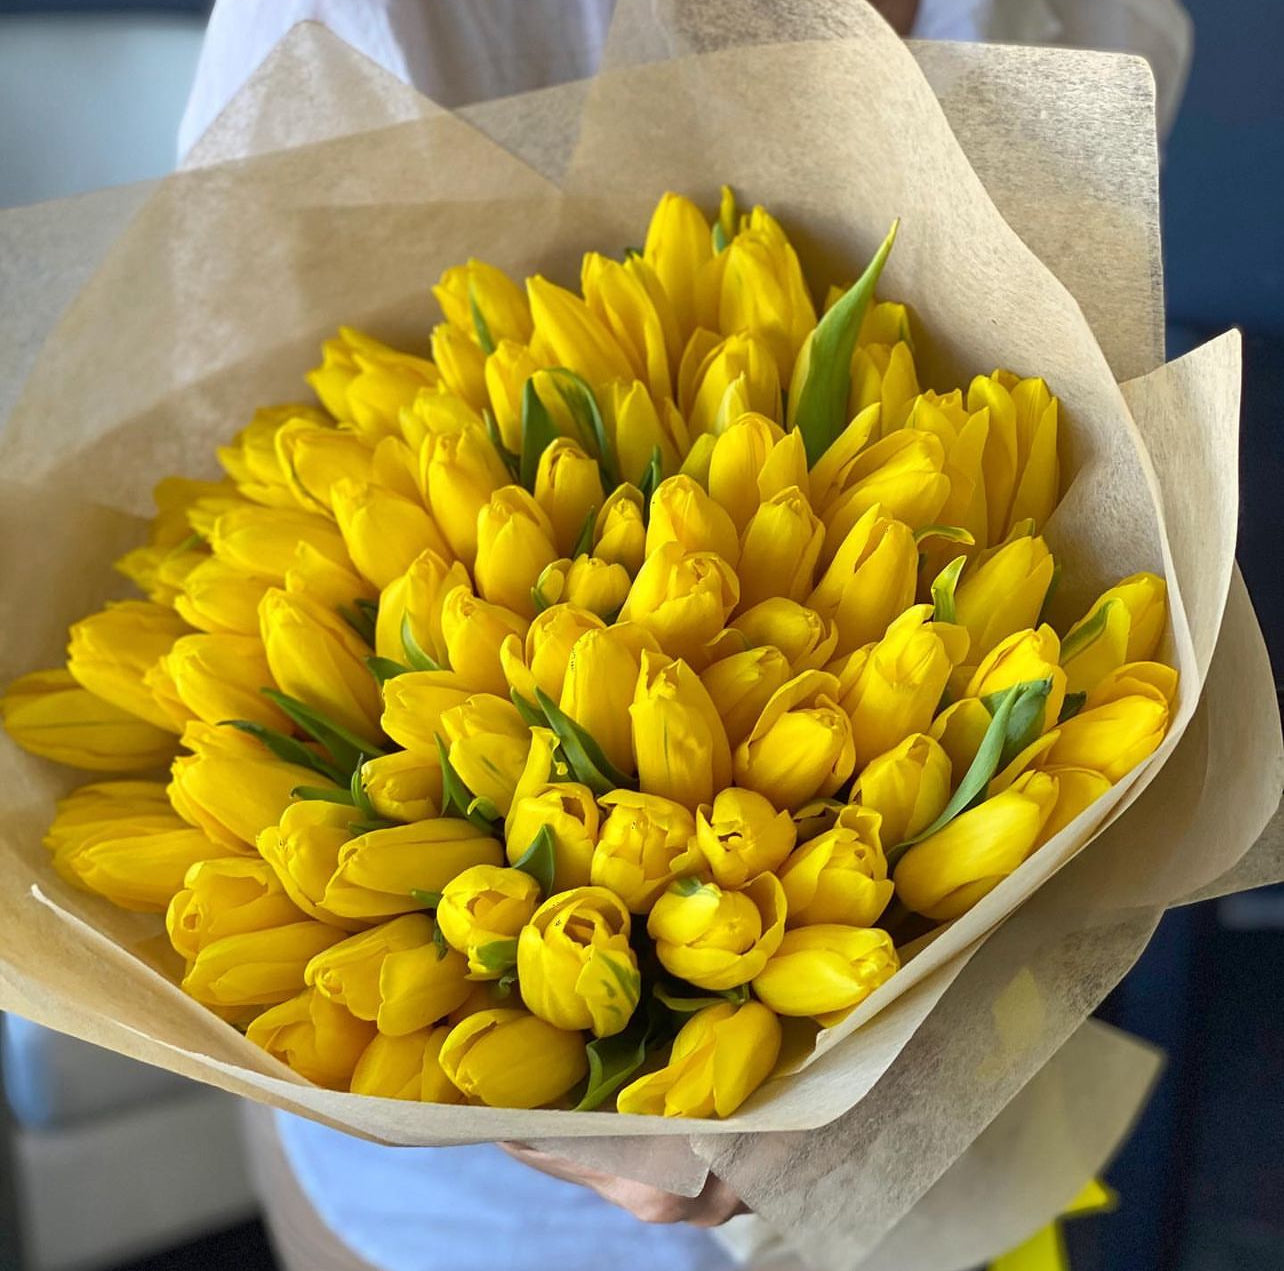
[435, 865, 542, 977]
[753, 926, 899, 1021]
[778, 805, 893, 928]
[592, 791, 697, 912]
[439, 1008, 588, 1109]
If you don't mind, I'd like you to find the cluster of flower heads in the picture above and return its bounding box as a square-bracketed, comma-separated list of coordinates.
[1, 189, 1177, 1117]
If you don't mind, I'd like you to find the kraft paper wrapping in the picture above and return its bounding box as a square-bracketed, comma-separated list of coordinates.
[2, 5, 1281, 1265]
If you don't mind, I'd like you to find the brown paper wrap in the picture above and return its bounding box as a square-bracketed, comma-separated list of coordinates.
[2, 5, 1280, 1264]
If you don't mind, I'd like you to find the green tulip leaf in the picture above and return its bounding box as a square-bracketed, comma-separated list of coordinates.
[349, 762, 382, 823]
[511, 824, 556, 897]
[575, 995, 672, 1113]
[468, 281, 497, 355]
[400, 614, 443, 673]
[1058, 691, 1087, 723]
[794, 220, 899, 467]
[1037, 561, 1063, 627]
[571, 505, 599, 560]
[290, 784, 354, 805]
[434, 735, 501, 833]
[338, 602, 377, 646]
[220, 719, 347, 785]
[534, 688, 637, 797]
[520, 376, 561, 491]
[914, 524, 975, 547]
[481, 408, 522, 482]
[410, 889, 442, 909]
[431, 922, 450, 961]
[510, 690, 547, 729]
[545, 369, 618, 489]
[261, 688, 386, 773]
[1058, 598, 1120, 666]
[638, 444, 664, 505]
[366, 655, 411, 685]
[931, 555, 968, 624]
[474, 938, 519, 975]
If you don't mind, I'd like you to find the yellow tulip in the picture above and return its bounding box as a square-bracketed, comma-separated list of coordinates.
[752, 926, 898, 1020]
[954, 534, 1056, 661]
[582, 251, 680, 403]
[605, 381, 688, 488]
[689, 787, 796, 889]
[161, 633, 286, 731]
[65, 600, 190, 732]
[646, 475, 741, 566]
[258, 589, 383, 746]
[182, 919, 345, 1009]
[682, 332, 781, 438]
[414, 592, 517, 700]
[734, 670, 854, 811]
[439, 1008, 588, 1109]
[616, 1000, 781, 1118]
[1043, 687, 1170, 783]
[475, 486, 560, 619]
[114, 542, 204, 608]
[517, 887, 640, 1038]
[559, 624, 657, 775]
[350, 1026, 464, 1102]
[484, 340, 543, 453]
[399, 387, 484, 450]
[894, 769, 1062, 919]
[1060, 572, 1168, 696]
[420, 424, 511, 564]
[503, 727, 567, 836]
[706, 413, 784, 531]
[808, 504, 918, 655]
[850, 341, 920, 435]
[209, 505, 350, 583]
[928, 697, 993, 782]
[246, 987, 376, 1090]
[500, 604, 605, 705]
[375, 550, 471, 668]
[648, 873, 787, 991]
[534, 439, 604, 556]
[841, 607, 971, 770]
[643, 191, 714, 341]
[730, 598, 839, 674]
[361, 750, 443, 823]
[306, 913, 471, 1035]
[964, 625, 1067, 732]
[592, 791, 697, 913]
[527, 274, 634, 392]
[282, 542, 375, 614]
[905, 391, 991, 553]
[272, 422, 375, 514]
[322, 819, 504, 921]
[719, 206, 817, 382]
[441, 694, 531, 816]
[593, 485, 647, 575]
[44, 780, 173, 852]
[330, 479, 450, 591]
[1036, 765, 1114, 841]
[308, 327, 439, 439]
[431, 322, 490, 411]
[853, 733, 952, 848]
[1, 668, 177, 771]
[379, 669, 470, 752]
[806, 404, 879, 513]
[435, 864, 541, 977]
[619, 544, 739, 666]
[699, 646, 793, 747]
[533, 556, 633, 619]
[736, 486, 825, 611]
[433, 258, 532, 348]
[777, 805, 892, 928]
[182, 486, 252, 539]
[967, 371, 1060, 542]
[175, 557, 272, 636]
[167, 856, 304, 963]
[256, 799, 365, 930]
[631, 651, 733, 812]
[218, 404, 325, 508]
[506, 783, 599, 893]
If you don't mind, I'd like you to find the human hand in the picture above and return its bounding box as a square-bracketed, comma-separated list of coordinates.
[500, 1142, 747, 1226]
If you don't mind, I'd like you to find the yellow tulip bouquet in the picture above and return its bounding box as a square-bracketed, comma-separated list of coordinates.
[2, 184, 1179, 1117]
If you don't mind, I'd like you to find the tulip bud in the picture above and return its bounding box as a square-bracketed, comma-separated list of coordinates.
[850, 341, 919, 435]
[258, 589, 383, 745]
[928, 697, 993, 782]
[646, 475, 741, 566]
[474, 486, 560, 619]
[360, 750, 443, 823]
[330, 479, 450, 591]
[842, 607, 971, 770]
[517, 887, 640, 1038]
[620, 544, 739, 666]
[736, 486, 825, 610]
[437, 586, 529, 696]
[420, 424, 511, 565]
[592, 791, 697, 913]
[257, 799, 364, 930]
[433, 258, 532, 348]
[808, 504, 918, 655]
[854, 733, 952, 848]
[605, 381, 688, 488]
[643, 191, 714, 341]
[66, 600, 190, 732]
[560, 625, 656, 775]
[44, 780, 174, 854]
[752, 926, 899, 1020]
[731, 599, 839, 674]
[648, 873, 787, 991]
[167, 856, 304, 964]
[526, 275, 634, 392]
[632, 650, 733, 811]
[706, 413, 784, 531]
[282, 542, 375, 613]
[734, 670, 855, 811]
[719, 207, 817, 382]
[1060, 572, 1168, 696]
[1043, 686, 1170, 783]
[351, 1026, 464, 1102]
[322, 819, 504, 921]
[894, 769, 1062, 919]
[161, 633, 287, 731]
[500, 605, 605, 706]
[246, 987, 376, 1090]
[533, 439, 604, 555]
[503, 728, 568, 835]
[308, 327, 439, 435]
[210, 505, 351, 583]
[582, 251, 680, 403]
[306, 913, 471, 1035]
[375, 550, 471, 668]
[272, 422, 376, 514]
[430, 322, 489, 411]
[683, 332, 782, 438]
[506, 783, 600, 893]
[777, 805, 892, 927]
[484, 340, 543, 452]
[964, 625, 1066, 731]
[435, 864, 541, 977]
[378, 669, 470, 753]
[175, 557, 272, 636]
[217, 405, 318, 508]
[441, 694, 531, 816]
[617, 1000, 781, 1118]
[593, 486, 647, 574]
[953, 534, 1056, 661]
[439, 1007, 588, 1109]
[183, 919, 345, 1010]
[699, 646, 792, 747]
[690, 788, 796, 888]
[533, 556, 632, 620]
[2, 668, 177, 772]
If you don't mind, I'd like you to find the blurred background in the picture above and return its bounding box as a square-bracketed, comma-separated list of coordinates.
[0, 1, 1280, 1269]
